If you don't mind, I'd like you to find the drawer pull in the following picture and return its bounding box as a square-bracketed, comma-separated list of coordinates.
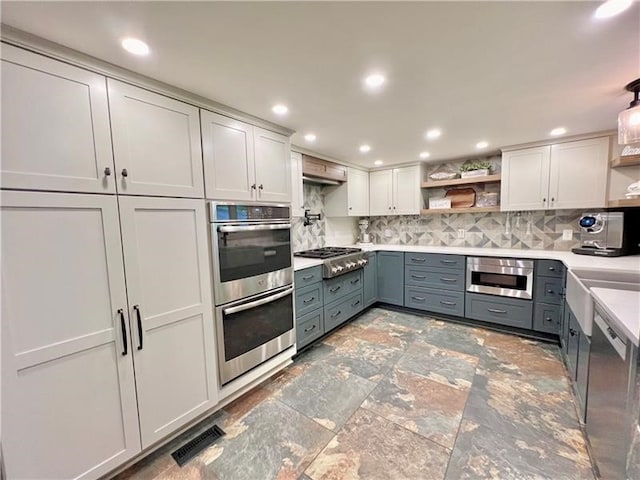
[411, 258, 426, 262]
[304, 324, 317, 333]
[411, 274, 426, 279]
[329, 286, 341, 293]
[569, 328, 576, 337]
[544, 317, 553, 322]
[440, 259, 457, 264]
[303, 296, 315, 304]
[488, 308, 507, 314]
[331, 310, 342, 318]
[440, 300, 456, 306]
[351, 300, 361, 307]
[350, 278, 360, 284]
[302, 275, 314, 281]
[548, 267, 556, 271]
[440, 277, 457, 283]
[411, 296, 426, 301]
[547, 290, 555, 294]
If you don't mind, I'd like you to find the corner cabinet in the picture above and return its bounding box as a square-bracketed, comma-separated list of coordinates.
[501, 137, 609, 211]
[324, 167, 370, 217]
[369, 165, 422, 216]
[201, 110, 291, 202]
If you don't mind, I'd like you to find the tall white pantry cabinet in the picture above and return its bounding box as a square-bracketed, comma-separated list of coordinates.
[0, 44, 253, 479]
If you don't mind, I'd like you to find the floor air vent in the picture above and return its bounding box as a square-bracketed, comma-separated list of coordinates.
[171, 425, 226, 467]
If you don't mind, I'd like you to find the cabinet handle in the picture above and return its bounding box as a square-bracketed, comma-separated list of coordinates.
[440, 277, 457, 283]
[440, 259, 456, 264]
[302, 275, 314, 281]
[121, 168, 128, 178]
[488, 308, 507, 314]
[330, 286, 341, 293]
[547, 289, 555, 294]
[393, 206, 396, 210]
[351, 300, 361, 307]
[251, 184, 257, 190]
[548, 267, 556, 271]
[304, 324, 317, 333]
[412, 296, 426, 301]
[349, 207, 353, 210]
[411, 258, 426, 263]
[551, 197, 555, 203]
[104, 167, 112, 176]
[542, 197, 546, 205]
[303, 296, 315, 304]
[350, 278, 360, 284]
[331, 310, 342, 318]
[134, 305, 143, 350]
[411, 274, 426, 280]
[258, 184, 264, 190]
[388, 206, 392, 210]
[440, 300, 456, 306]
[569, 328, 576, 336]
[118, 309, 128, 356]
[607, 327, 618, 340]
[545, 317, 553, 322]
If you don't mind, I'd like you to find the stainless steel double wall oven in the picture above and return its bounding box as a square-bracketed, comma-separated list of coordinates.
[209, 202, 294, 385]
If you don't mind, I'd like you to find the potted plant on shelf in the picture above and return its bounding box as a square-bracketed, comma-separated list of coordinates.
[459, 160, 492, 178]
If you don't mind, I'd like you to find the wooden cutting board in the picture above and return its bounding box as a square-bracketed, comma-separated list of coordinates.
[445, 187, 476, 208]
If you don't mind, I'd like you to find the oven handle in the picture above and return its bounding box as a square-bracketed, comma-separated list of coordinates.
[218, 223, 291, 233]
[223, 287, 294, 315]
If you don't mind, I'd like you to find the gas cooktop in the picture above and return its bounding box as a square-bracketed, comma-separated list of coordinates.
[294, 247, 368, 278]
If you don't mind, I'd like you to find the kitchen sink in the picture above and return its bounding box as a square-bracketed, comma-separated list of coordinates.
[566, 268, 640, 336]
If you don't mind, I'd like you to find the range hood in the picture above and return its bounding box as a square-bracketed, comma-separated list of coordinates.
[302, 154, 347, 185]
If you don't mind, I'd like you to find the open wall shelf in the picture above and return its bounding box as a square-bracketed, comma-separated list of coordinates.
[420, 206, 501, 215]
[421, 174, 501, 189]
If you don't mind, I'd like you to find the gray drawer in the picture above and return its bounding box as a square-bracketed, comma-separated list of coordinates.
[533, 302, 562, 334]
[295, 266, 323, 287]
[536, 259, 564, 278]
[404, 286, 464, 317]
[404, 265, 464, 291]
[534, 276, 563, 305]
[324, 291, 363, 332]
[295, 282, 323, 317]
[404, 252, 464, 270]
[324, 270, 362, 304]
[296, 309, 324, 349]
[465, 293, 533, 329]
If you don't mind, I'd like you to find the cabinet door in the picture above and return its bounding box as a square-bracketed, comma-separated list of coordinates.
[363, 252, 378, 307]
[548, 137, 609, 209]
[291, 152, 305, 217]
[377, 251, 404, 306]
[201, 110, 256, 201]
[1, 45, 115, 193]
[254, 127, 292, 202]
[501, 146, 551, 211]
[393, 166, 421, 215]
[348, 168, 370, 216]
[1, 191, 140, 479]
[566, 312, 579, 381]
[118, 196, 217, 448]
[369, 170, 393, 216]
[108, 80, 204, 198]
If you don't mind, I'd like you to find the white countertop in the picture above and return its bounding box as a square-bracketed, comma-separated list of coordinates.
[293, 257, 324, 271]
[591, 288, 640, 346]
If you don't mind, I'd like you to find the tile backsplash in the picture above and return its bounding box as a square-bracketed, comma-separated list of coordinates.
[292, 184, 326, 251]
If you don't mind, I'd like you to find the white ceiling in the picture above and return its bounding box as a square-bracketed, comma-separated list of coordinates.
[2, 1, 638, 168]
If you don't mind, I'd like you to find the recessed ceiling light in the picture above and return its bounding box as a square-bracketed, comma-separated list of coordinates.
[304, 133, 316, 142]
[550, 127, 567, 136]
[419, 151, 430, 159]
[272, 104, 288, 115]
[364, 73, 386, 89]
[476, 141, 489, 149]
[426, 129, 442, 140]
[594, 0, 633, 19]
[359, 144, 371, 153]
[374, 160, 384, 166]
[121, 37, 150, 56]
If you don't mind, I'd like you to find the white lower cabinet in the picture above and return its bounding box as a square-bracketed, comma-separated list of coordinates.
[1, 191, 218, 477]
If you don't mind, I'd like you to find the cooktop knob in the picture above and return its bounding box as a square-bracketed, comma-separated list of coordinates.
[336, 265, 344, 272]
[331, 266, 338, 274]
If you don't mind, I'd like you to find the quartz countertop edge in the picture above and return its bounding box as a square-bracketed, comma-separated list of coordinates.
[590, 288, 640, 347]
[293, 244, 640, 273]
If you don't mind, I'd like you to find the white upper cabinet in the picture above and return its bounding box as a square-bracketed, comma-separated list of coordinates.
[501, 146, 551, 211]
[108, 80, 204, 198]
[201, 111, 291, 202]
[291, 151, 305, 217]
[1, 191, 140, 479]
[118, 196, 217, 448]
[1, 45, 115, 193]
[501, 137, 609, 211]
[369, 166, 421, 216]
[254, 127, 292, 202]
[548, 137, 609, 209]
[324, 167, 370, 217]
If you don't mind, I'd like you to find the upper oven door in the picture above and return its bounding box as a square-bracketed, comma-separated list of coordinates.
[212, 222, 293, 305]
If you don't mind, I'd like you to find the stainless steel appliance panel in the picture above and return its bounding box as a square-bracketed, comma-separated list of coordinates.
[466, 257, 534, 299]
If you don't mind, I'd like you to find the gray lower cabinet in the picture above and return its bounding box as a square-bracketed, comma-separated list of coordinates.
[536, 259, 564, 278]
[465, 293, 533, 329]
[324, 291, 363, 331]
[294, 265, 323, 288]
[324, 270, 362, 305]
[377, 251, 404, 306]
[296, 309, 324, 348]
[533, 302, 562, 334]
[404, 286, 464, 316]
[566, 310, 580, 380]
[363, 252, 378, 307]
[534, 276, 564, 305]
[404, 265, 464, 291]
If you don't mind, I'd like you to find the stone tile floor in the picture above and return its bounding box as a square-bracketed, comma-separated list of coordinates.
[114, 307, 594, 480]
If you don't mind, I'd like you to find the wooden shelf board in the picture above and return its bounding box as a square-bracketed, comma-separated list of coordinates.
[420, 206, 501, 215]
[610, 154, 640, 168]
[421, 174, 501, 189]
[607, 198, 640, 208]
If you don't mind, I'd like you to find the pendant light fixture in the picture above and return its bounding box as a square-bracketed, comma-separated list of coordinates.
[618, 78, 640, 145]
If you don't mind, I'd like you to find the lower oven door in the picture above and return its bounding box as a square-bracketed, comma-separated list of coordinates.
[215, 285, 295, 385]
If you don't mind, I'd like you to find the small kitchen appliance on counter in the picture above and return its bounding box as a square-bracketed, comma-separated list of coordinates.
[572, 211, 640, 257]
[357, 219, 372, 244]
[294, 247, 368, 278]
